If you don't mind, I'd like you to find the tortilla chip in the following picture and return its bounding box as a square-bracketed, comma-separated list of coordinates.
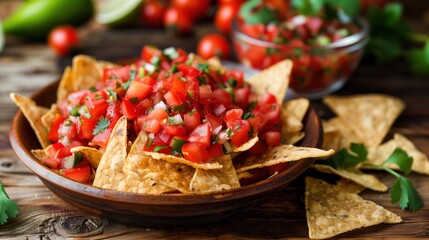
[207, 56, 227, 73]
[322, 128, 341, 151]
[70, 146, 103, 168]
[305, 177, 401, 239]
[93, 117, 173, 194]
[41, 104, 58, 129]
[31, 149, 48, 161]
[144, 151, 222, 170]
[282, 98, 310, 122]
[282, 131, 306, 145]
[246, 60, 292, 104]
[232, 136, 259, 152]
[57, 67, 74, 104]
[190, 155, 240, 193]
[323, 94, 405, 146]
[367, 133, 429, 175]
[72, 55, 110, 91]
[10, 93, 50, 148]
[237, 171, 253, 180]
[235, 145, 334, 173]
[312, 164, 388, 192]
[323, 117, 362, 151]
[336, 178, 366, 194]
[280, 98, 309, 144]
[123, 131, 195, 193]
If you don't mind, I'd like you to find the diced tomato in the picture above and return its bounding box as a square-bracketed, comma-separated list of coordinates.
[264, 131, 281, 147]
[259, 93, 277, 105]
[158, 130, 173, 144]
[142, 118, 162, 133]
[105, 101, 121, 127]
[85, 91, 108, 118]
[213, 104, 226, 117]
[187, 123, 210, 146]
[48, 114, 66, 142]
[229, 120, 252, 147]
[103, 65, 131, 82]
[224, 109, 243, 124]
[125, 81, 152, 101]
[48, 142, 64, 159]
[78, 117, 98, 140]
[164, 90, 183, 107]
[135, 99, 153, 115]
[208, 143, 223, 158]
[205, 113, 222, 133]
[58, 119, 78, 143]
[182, 142, 209, 163]
[121, 98, 137, 120]
[56, 141, 83, 158]
[199, 85, 212, 104]
[162, 124, 187, 136]
[172, 76, 188, 99]
[141, 45, 162, 62]
[63, 166, 91, 183]
[147, 108, 169, 121]
[211, 88, 232, 108]
[138, 75, 156, 86]
[184, 110, 201, 132]
[177, 64, 200, 76]
[234, 86, 250, 110]
[226, 69, 244, 87]
[41, 157, 58, 169]
[92, 128, 112, 149]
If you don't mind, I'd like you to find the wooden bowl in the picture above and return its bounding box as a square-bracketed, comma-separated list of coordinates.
[9, 79, 322, 227]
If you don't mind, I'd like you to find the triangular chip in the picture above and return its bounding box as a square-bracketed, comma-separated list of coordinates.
[10, 93, 50, 148]
[123, 132, 195, 193]
[232, 136, 259, 152]
[31, 149, 48, 161]
[235, 145, 334, 173]
[93, 117, 173, 194]
[336, 178, 366, 194]
[323, 94, 405, 146]
[246, 60, 292, 104]
[312, 164, 388, 192]
[57, 66, 74, 104]
[305, 177, 401, 239]
[41, 104, 58, 129]
[322, 128, 341, 151]
[190, 155, 240, 193]
[71, 146, 103, 168]
[282, 131, 305, 145]
[323, 117, 362, 151]
[367, 133, 429, 175]
[143, 151, 222, 170]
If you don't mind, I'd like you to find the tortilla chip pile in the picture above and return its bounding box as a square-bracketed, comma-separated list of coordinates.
[305, 93, 429, 238]
[11, 54, 334, 195]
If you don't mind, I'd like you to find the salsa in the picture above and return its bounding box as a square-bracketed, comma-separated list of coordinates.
[45, 46, 282, 183]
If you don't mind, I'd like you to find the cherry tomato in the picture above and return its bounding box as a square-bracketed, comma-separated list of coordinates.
[172, 0, 211, 20]
[215, 4, 240, 34]
[140, 0, 166, 27]
[163, 7, 193, 35]
[197, 34, 230, 60]
[48, 25, 78, 56]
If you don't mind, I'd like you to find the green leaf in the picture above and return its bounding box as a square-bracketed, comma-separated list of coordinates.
[390, 176, 424, 212]
[407, 41, 429, 77]
[325, 0, 360, 19]
[383, 148, 413, 175]
[291, 0, 324, 16]
[239, 0, 278, 24]
[0, 180, 18, 225]
[324, 143, 367, 169]
[93, 118, 110, 136]
[154, 145, 168, 153]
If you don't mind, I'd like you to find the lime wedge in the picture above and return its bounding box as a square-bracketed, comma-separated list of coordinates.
[96, 0, 143, 27]
[0, 20, 4, 53]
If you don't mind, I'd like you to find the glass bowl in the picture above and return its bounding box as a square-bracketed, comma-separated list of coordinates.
[232, 17, 369, 99]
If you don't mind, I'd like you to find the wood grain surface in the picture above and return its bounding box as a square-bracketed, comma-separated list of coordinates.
[1, 0, 429, 239]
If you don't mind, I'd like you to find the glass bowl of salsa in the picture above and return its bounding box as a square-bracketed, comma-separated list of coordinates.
[232, 10, 369, 99]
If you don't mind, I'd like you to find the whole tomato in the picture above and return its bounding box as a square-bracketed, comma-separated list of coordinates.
[163, 7, 193, 35]
[140, 0, 165, 27]
[172, 0, 211, 20]
[48, 25, 78, 56]
[215, 3, 240, 34]
[197, 34, 230, 60]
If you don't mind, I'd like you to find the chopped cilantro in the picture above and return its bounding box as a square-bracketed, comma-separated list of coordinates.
[70, 107, 80, 117]
[240, 0, 277, 24]
[154, 145, 168, 152]
[197, 63, 209, 72]
[196, 76, 207, 85]
[151, 55, 160, 67]
[171, 104, 186, 113]
[248, 125, 255, 138]
[226, 128, 233, 137]
[130, 97, 139, 104]
[247, 101, 257, 111]
[227, 78, 238, 87]
[170, 63, 178, 73]
[324, 143, 367, 169]
[0, 180, 18, 225]
[89, 86, 97, 92]
[242, 112, 253, 120]
[106, 89, 117, 101]
[93, 118, 110, 136]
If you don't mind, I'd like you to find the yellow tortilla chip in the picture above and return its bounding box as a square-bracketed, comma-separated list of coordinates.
[282, 98, 310, 123]
[71, 146, 103, 168]
[323, 117, 362, 151]
[305, 177, 401, 239]
[232, 136, 259, 152]
[207, 56, 227, 73]
[237, 171, 253, 180]
[336, 178, 366, 194]
[123, 131, 195, 193]
[312, 164, 387, 192]
[93, 117, 173, 194]
[190, 155, 240, 193]
[41, 104, 58, 129]
[235, 145, 334, 173]
[282, 131, 305, 145]
[10, 93, 50, 148]
[57, 67, 74, 104]
[322, 128, 341, 151]
[246, 60, 292, 104]
[72, 55, 119, 91]
[323, 94, 405, 146]
[31, 149, 48, 161]
[367, 133, 429, 175]
[280, 98, 309, 144]
[144, 151, 222, 170]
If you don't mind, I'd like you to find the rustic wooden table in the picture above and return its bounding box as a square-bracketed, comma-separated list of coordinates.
[1, 1, 429, 239]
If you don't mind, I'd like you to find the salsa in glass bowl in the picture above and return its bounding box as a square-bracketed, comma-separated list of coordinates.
[232, 1, 369, 99]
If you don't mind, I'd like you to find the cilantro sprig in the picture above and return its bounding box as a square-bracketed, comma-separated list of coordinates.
[93, 118, 110, 136]
[321, 144, 424, 212]
[0, 180, 18, 224]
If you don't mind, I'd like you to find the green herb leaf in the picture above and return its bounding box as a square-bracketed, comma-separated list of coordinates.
[324, 143, 367, 169]
[291, 0, 324, 16]
[93, 118, 110, 136]
[0, 180, 18, 225]
[325, 0, 360, 20]
[383, 148, 413, 175]
[390, 176, 424, 212]
[407, 41, 429, 77]
[154, 145, 168, 153]
[240, 0, 277, 24]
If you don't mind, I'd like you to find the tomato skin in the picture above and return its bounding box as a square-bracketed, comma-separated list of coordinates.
[264, 131, 280, 147]
[92, 128, 112, 150]
[48, 25, 78, 56]
[184, 110, 201, 132]
[140, 0, 165, 27]
[233, 86, 250, 110]
[182, 142, 210, 163]
[41, 157, 59, 169]
[49, 114, 66, 142]
[85, 91, 108, 118]
[164, 90, 183, 107]
[141, 46, 162, 63]
[229, 120, 251, 147]
[125, 81, 152, 101]
[162, 124, 187, 137]
[172, 0, 210, 20]
[197, 34, 230, 60]
[121, 98, 137, 120]
[142, 118, 162, 133]
[63, 166, 91, 183]
[187, 123, 211, 146]
[78, 117, 98, 140]
[163, 8, 193, 35]
[215, 4, 240, 34]
[208, 143, 224, 158]
[147, 108, 169, 121]
[105, 101, 121, 128]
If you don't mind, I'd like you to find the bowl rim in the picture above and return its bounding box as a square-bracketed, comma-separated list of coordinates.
[232, 16, 369, 50]
[9, 77, 322, 206]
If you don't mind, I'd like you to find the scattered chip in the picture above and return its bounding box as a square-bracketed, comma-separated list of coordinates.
[123, 131, 195, 193]
[323, 94, 405, 146]
[93, 117, 173, 194]
[323, 117, 363, 151]
[246, 60, 292, 104]
[336, 178, 366, 194]
[190, 155, 240, 192]
[144, 151, 223, 170]
[10, 93, 50, 148]
[235, 145, 334, 173]
[312, 164, 388, 192]
[71, 146, 103, 168]
[305, 177, 402, 239]
[367, 133, 429, 175]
